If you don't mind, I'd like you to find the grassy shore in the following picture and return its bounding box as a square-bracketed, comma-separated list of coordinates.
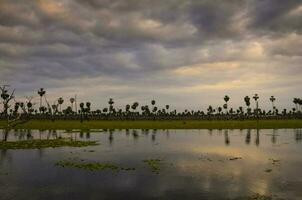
[1, 119, 302, 129]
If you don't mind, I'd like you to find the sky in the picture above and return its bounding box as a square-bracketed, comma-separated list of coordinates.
[0, 0, 301, 111]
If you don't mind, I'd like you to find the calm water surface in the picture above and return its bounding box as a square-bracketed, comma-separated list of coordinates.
[0, 129, 302, 200]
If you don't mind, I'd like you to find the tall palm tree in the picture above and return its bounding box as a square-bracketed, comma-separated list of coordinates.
[298, 98, 302, 112]
[0, 85, 15, 116]
[37, 88, 46, 113]
[58, 97, 64, 112]
[224, 95, 230, 113]
[131, 102, 139, 112]
[125, 104, 130, 112]
[86, 102, 91, 113]
[269, 96, 276, 114]
[70, 97, 75, 112]
[218, 107, 222, 114]
[253, 94, 259, 117]
[293, 98, 298, 111]
[244, 96, 250, 108]
[108, 98, 114, 113]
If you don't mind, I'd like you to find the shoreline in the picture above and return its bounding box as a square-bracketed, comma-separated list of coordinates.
[1, 119, 302, 130]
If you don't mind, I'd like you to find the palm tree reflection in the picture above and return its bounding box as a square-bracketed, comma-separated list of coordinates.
[224, 130, 230, 145]
[132, 130, 138, 140]
[152, 129, 157, 142]
[109, 129, 114, 145]
[295, 129, 302, 143]
[245, 129, 251, 144]
[255, 129, 260, 146]
[125, 129, 130, 136]
[271, 129, 277, 144]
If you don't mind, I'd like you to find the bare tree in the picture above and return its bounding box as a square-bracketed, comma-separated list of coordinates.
[0, 85, 15, 117]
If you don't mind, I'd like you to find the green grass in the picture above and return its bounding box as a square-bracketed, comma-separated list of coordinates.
[0, 139, 98, 150]
[1, 119, 302, 129]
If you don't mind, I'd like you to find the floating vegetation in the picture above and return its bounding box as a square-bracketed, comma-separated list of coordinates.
[83, 149, 95, 152]
[64, 129, 104, 133]
[55, 159, 135, 172]
[198, 155, 242, 162]
[0, 139, 98, 150]
[143, 159, 162, 173]
[229, 157, 242, 161]
[231, 193, 273, 200]
[269, 158, 280, 165]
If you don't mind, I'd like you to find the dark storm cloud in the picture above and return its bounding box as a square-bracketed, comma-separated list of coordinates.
[247, 0, 302, 34]
[0, 0, 301, 109]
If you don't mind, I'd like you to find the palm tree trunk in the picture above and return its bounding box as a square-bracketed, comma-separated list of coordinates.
[40, 96, 42, 113]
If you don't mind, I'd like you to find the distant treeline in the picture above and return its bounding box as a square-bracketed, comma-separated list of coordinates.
[1, 86, 302, 121]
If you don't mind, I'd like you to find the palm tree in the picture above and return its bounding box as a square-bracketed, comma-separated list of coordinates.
[70, 97, 75, 112]
[223, 104, 227, 114]
[125, 104, 130, 112]
[0, 85, 15, 117]
[224, 95, 230, 113]
[269, 96, 276, 114]
[253, 94, 259, 117]
[131, 102, 139, 112]
[151, 100, 156, 115]
[293, 98, 302, 112]
[51, 104, 58, 114]
[86, 102, 91, 113]
[293, 98, 299, 111]
[218, 107, 222, 114]
[58, 97, 64, 112]
[165, 105, 170, 113]
[298, 98, 302, 112]
[108, 98, 114, 113]
[37, 88, 46, 113]
[244, 96, 250, 108]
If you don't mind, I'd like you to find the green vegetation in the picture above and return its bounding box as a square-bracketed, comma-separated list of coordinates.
[143, 159, 162, 172]
[1, 119, 302, 129]
[231, 193, 273, 200]
[0, 138, 98, 150]
[55, 159, 135, 171]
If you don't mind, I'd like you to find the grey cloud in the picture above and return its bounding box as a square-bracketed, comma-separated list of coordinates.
[247, 0, 302, 34]
[0, 0, 301, 110]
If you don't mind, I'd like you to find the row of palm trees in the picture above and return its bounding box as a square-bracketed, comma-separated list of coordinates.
[0, 86, 302, 121]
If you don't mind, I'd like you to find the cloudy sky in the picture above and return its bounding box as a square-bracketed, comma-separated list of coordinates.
[0, 0, 301, 111]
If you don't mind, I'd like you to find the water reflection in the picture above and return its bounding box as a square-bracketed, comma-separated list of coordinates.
[109, 129, 114, 145]
[1, 128, 302, 147]
[0, 129, 302, 200]
[271, 129, 277, 144]
[255, 129, 260, 146]
[245, 129, 251, 144]
[295, 129, 302, 142]
[224, 130, 230, 145]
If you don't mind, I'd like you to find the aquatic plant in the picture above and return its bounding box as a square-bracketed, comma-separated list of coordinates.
[143, 159, 162, 172]
[0, 138, 98, 150]
[55, 159, 135, 171]
[231, 193, 273, 200]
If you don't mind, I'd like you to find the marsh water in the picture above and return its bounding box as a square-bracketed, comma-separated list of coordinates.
[0, 129, 302, 200]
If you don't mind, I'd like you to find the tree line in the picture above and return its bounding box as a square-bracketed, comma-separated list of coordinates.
[1, 85, 302, 121]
